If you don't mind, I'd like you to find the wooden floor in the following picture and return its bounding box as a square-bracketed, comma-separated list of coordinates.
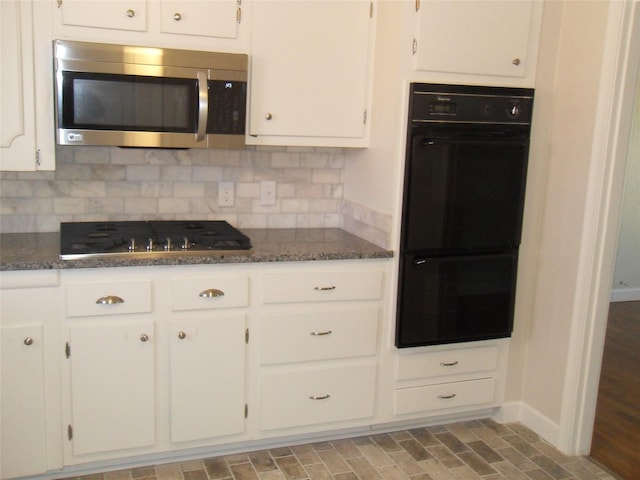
[590, 300, 640, 479]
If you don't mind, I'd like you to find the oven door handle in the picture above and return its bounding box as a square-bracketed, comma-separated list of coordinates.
[196, 71, 209, 142]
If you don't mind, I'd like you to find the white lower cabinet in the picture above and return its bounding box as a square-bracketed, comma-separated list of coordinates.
[394, 378, 496, 415]
[260, 362, 377, 431]
[5, 258, 517, 476]
[257, 262, 385, 435]
[68, 320, 156, 455]
[61, 267, 250, 465]
[392, 342, 508, 418]
[0, 271, 62, 479]
[1, 324, 48, 477]
[169, 313, 246, 443]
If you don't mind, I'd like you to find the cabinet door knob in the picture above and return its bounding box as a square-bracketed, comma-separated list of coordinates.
[24, 337, 34, 346]
[173, 12, 182, 21]
[512, 58, 521, 66]
[126, 9, 135, 18]
[265, 113, 273, 120]
[178, 331, 187, 340]
[199, 288, 224, 298]
[96, 295, 124, 305]
[140, 333, 149, 342]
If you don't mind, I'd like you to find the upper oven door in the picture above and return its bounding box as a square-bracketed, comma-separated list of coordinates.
[402, 125, 530, 252]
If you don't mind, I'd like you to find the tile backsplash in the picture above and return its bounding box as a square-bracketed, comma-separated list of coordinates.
[0, 146, 391, 248]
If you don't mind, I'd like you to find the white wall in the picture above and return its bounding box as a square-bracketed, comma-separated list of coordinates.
[611, 84, 640, 301]
[519, 0, 612, 431]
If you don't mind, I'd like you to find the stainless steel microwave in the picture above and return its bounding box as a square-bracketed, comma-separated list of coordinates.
[54, 40, 248, 149]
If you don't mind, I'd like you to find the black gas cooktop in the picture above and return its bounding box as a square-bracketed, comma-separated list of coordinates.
[60, 220, 252, 260]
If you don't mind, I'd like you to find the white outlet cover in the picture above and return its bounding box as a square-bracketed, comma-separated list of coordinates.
[218, 182, 235, 207]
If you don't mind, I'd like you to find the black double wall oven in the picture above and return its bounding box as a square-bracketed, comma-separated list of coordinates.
[396, 83, 534, 348]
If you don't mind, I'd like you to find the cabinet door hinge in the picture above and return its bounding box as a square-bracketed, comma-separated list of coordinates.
[65, 342, 71, 358]
[245, 328, 249, 344]
[67, 424, 73, 441]
[415, 0, 420, 12]
[244, 404, 248, 419]
[369, 2, 374, 18]
[236, 5, 242, 24]
[35, 149, 41, 167]
[363, 110, 368, 125]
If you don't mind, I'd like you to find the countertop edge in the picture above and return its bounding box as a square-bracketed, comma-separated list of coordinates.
[1, 229, 394, 271]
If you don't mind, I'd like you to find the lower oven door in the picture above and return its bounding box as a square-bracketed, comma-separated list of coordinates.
[395, 251, 518, 347]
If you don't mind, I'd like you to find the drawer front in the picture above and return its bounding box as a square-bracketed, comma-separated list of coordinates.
[260, 363, 376, 430]
[394, 377, 496, 415]
[171, 276, 249, 311]
[260, 306, 379, 365]
[66, 282, 152, 317]
[396, 346, 499, 381]
[261, 271, 383, 304]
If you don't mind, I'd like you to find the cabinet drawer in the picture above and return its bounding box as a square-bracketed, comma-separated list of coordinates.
[66, 282, 152, 317]
[260, 306, 379, 365]
[261, 271, 383, 304]
[260, 363, 376, 430]
[396, 346, 499, 381]
[171, 276, 249, 311]
[394, 377, 496, 415]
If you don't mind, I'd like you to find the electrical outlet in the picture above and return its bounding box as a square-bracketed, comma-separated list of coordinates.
[260, 181, 277, 206]
[218, 182, 235, 207]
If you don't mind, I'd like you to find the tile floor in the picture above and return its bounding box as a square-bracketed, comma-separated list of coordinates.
[59, 420, 618, 480]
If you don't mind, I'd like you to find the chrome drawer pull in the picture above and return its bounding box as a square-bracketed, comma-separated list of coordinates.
[437, 393, 456, 399]
[309, 394, 331, 400]
[96, 295, 124, 305]
[440, 361, 459, 367]
[310, 330, 332, 336]
[314, 286, 336, 291]
[199, 288, 225, 298]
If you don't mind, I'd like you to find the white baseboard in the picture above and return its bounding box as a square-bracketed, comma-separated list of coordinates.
[493, 401, 560, 448]
[610, 287, 640, 302]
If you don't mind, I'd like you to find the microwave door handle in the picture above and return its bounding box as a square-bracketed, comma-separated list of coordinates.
[196, 72, 208, 142]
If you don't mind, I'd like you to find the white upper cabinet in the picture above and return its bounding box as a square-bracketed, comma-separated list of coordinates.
[0, 0, 54, 171]
[54, 0, 245, 50]
[247, 0, 375, 147]
[413, 0, 540, 80]
[160, 0, 239, 39]
[58, 0, 147, 31]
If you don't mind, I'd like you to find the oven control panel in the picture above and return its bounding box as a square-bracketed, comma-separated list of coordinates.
[410, 83, 534, 125]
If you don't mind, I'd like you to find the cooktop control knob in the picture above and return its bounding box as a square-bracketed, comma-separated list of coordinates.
[182, 237, 190, 250]
[507, 102, 522, 119]
[128, 238, 136, 252]
[146, 238, 154, 252]
[164, 237, 173, 251]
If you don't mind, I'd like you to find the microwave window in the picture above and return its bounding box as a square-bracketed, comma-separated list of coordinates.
[61, 73, 197, 132]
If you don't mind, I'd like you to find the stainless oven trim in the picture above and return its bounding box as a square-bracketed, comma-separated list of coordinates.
[56, 129, 246, 149]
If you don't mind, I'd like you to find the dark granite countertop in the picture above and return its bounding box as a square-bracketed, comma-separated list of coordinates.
[0, 229, 393, 271]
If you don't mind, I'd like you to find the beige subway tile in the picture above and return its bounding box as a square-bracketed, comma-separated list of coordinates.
[127, 165, 160, 182]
